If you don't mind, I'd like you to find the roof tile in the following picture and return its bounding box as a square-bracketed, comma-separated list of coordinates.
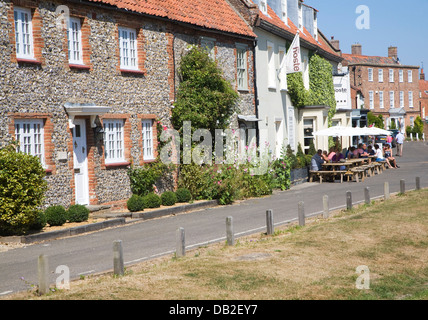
[87, 0, 256, 37]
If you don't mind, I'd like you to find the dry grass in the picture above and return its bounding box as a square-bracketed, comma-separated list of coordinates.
[5, 189, 428, 300]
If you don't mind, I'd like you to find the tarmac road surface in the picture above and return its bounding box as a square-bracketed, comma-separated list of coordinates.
[1, 141, 427, 296]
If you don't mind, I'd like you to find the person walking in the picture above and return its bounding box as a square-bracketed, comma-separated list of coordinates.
[395, 131, 405, 156]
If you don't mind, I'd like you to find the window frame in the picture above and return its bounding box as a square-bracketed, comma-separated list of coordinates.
[389, 69, 394, 83]
[13, 7, 34, 60]
[378, 69, 383, 82]
[68, 17, 83, 65]
[409, 91, 414, 108]
[118, 27, 139, 71]
[369, 91, 374, 109]
[14, 118, 45, 166]
[379, 91, 384, 109]
[267, 41, 276, 89]
[142, 119, 155, 161]
[278, 45, 287, 91]
[408, 70, 413, 83]
[389, 91, 395, 108]
[399, 69, 404, 83]
[103, 119, 125, 164]
[368, 68, 373, 82]
[399, 91, 404, 108]
[236, 44, 248, 91]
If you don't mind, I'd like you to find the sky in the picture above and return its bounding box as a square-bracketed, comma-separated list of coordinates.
[304, 0, 427, 71]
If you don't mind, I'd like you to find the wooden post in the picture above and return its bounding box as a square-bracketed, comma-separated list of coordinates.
[226, 216, 234, 246]
[364, 187, 370, 205]
[384, 182, 390, 200]
[323, 195, 329, 218]
[400, 179, 405, 194]
[113, 240, 124, 276]
[298, 201, 305, 226]
[416, 177, 421, 190]
[266, 209, 274, 235]
[38, 254, 49, 295]
[176, 227, 185, 257]
[346, 191, 352, 210]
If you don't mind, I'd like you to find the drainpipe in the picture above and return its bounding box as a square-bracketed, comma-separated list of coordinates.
[252, 39, 260, 148]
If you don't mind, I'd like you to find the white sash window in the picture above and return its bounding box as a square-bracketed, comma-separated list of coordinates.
[104, 119, 124, 163]
[68, 18, 83, 64]
[119, 27, 138, 70]
[142, 120, 154, 160]
[14, 119, 44, 165]
[14, 7, 34, 59]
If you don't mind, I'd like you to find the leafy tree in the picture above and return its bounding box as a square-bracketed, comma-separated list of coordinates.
[367, 111, 384, 128]
[171, 46, 239, 134]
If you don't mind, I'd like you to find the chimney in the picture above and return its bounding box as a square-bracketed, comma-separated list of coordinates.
[388, 46, 398, 60]
[421, 69, 425, 80]
[330, 36, 340, 51]
[351, 44, 362, 56]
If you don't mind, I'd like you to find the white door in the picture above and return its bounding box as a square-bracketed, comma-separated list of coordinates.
[72, 119, 89, 205]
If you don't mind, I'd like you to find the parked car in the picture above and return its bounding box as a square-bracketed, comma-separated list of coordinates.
[388, 129, 399, 138]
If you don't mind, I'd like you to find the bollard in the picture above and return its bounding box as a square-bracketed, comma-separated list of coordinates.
[176, 227, 185, 257]
[384, 182, 390, 200]
[113, 240, 124, 276]
[266, 209, 274, 235]
[226, 216, 234, 246]
[346, 191, 352, 210]
[416, 177, 421, 190]
[364, 187, 370, 205]
[38, 254, 49, 295]
[323, 195, 329, 219]
[298, 201, 305, 226]
[400, 179, 405, 194]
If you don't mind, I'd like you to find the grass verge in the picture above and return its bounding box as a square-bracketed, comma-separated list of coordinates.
[4, 189, 428, 300]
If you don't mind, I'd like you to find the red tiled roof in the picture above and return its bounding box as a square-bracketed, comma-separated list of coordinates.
[342, 53, 399, 65]
[87, 0, 256, 37]
[253, 3, 340, 59]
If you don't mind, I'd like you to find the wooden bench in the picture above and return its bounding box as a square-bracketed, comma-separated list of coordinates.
[310, 170, 348, 183]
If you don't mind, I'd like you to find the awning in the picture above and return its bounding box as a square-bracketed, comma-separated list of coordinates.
[237, 114, 262, 122]
[64, 103, 111, 128]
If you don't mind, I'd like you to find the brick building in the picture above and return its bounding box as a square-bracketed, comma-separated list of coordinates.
[0, 0, 256, 207]
[342, 44, 420, 133]
[419, 68, 428, 138]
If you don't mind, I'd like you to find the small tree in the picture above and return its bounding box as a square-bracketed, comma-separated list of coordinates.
[171, 46, 239, 135]
[0, 144, 47, 235]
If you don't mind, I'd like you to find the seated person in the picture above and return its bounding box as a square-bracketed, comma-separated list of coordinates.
[332, 150, 346, 170]
[357, 143, 369, 158]
[322, 150, 329, 162]
[327, 147, 336, 161]
[311, 149, 325, 171]
[347, 146, 356, 159]
[374, 144, 393, 169]
[384, 144, 399, 168]
[367, 145, 375, 156]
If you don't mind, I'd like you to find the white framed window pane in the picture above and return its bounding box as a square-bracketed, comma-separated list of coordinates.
[142, 120, 154, 160]
[409, 91, 413, 107]
[389, 69, 394, 82]
[278, 46, 287, 90]
[399, 70, 403, 82]
[379, 91, 384, 109]
[68, 18, 82, 64]
[14, 7, 34, 59]
[399, 91, 404, 107]
[14, 119, 44, 165]
[389, 91, 395, 108]
[119, 27, 138, 70]
[104, 119, 125, 163]
[369, 91, 374, 109]
[378, 69, 383, 82]
[408, 70, 412, 83]
[368, 68, 373, 81]
[236, 46, 247, 90]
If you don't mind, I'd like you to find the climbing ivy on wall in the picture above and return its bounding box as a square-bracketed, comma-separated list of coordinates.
[287, 54, 337, 124]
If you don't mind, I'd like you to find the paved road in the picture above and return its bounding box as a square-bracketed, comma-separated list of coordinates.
[1, 141, 427, 296]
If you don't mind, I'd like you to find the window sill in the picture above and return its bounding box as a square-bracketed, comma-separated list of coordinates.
[17, 58, 42, 65]
[142, 158, 156, 163]
[120, 68, 145, 75]
[237, 88, 249, 93]
[105, 161, 131, 168]
[69, 63, 91, 70]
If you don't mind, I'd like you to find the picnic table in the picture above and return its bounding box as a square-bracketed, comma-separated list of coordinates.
[309, 157, 387, 183]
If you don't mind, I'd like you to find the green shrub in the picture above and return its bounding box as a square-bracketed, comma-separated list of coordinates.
[0, 144, 48, 235]
[175, 188, 192, 203]
[45, 205, 67, 227]
[67, 204, 90, 223]
[161, 191, 177, 206]
[127, 194, 145, 212]
[30, 210, 47, 231]
[128, 161, 170, 197]
[142, 193, 161, 208]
